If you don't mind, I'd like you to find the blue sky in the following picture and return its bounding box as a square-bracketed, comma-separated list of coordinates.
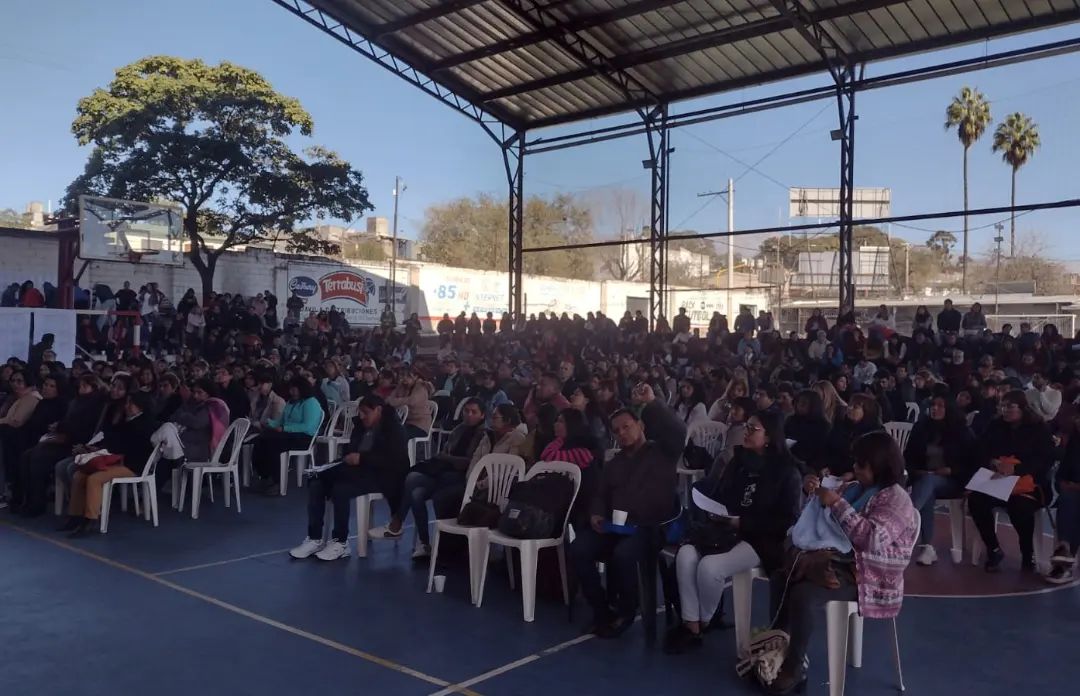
[3, 0, 1080, 260]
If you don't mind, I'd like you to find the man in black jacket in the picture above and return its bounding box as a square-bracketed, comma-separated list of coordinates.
[61, 391, 159, 537]
[936, 299, 962, 336]
[570, 409, 677, 638]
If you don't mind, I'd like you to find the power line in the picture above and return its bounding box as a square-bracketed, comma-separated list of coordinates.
[733, 103, 832, 185]
[681, 130, 789, 191]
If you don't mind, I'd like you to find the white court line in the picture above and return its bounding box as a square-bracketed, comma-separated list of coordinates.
[907, 579, 1080, 599]
[427, 607, 667, 696]
[155, 526, 413, 576]
[427, 633, 595, 696]
[2, 521, 475, 694]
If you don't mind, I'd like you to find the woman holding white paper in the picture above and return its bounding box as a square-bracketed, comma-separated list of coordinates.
[664, 412, 801, 654]
[968, 390, 1055, 573]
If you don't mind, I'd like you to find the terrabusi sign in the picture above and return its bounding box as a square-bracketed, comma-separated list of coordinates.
[286, 266, 385, 326]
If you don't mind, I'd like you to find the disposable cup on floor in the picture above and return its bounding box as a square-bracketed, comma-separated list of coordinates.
[434, 575, 446, 593]
[612, 509, 629, 526]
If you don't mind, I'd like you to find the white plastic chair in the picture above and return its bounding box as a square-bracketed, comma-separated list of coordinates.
[884, 421, 913, 454]
[475, 461, 582, 621]
[353, 490, 385, 558]
[395, 404, 409, 424]
[905, 402, 920, 422]
[674, 431, 700, 504]
[426, 454, 525, 604]
[315, 403, 349, 461]
[407, 401, 440, 468]
[278, 409, 329, 496]
[432, 398, 467, 451]
[100, 444, 164, 534]
[173, 418, 251, 519]
[732, 565, 768, 657]
[824, 514, 919, 696]
[688, 419, 727, 458]
[965, 410, 978, 427]
[240, 432, 260, 487]
[970, 506, 1055, 572]
[945, 498, 967, 563]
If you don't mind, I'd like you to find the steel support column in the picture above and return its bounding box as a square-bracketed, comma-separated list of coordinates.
[56, 217, 79, 310]
[644, 105, 669, 329]
[503, 131, 525, 318]
[835, 65, 858, 313]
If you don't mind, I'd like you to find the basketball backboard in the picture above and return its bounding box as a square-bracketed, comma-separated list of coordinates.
[78, 195, 185, 266]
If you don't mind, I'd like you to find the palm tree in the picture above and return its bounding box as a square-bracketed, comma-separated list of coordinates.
[992, 112, 1041, 257]
[945, 87, 992, 292]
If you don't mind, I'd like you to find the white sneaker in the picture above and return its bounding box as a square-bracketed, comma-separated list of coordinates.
[915, 544, 938, 566]
[412, 544, 431, 560]
[1050, 544, 1075, 565]
[315, 540, 349, 561]
[289, 538, 325, 559]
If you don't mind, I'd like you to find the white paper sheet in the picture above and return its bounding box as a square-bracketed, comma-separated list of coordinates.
[304, 461, 342, 476]
[965, 467, 1018, 502]
[821, 475, 846, 490]
[691, 487, 730, 517]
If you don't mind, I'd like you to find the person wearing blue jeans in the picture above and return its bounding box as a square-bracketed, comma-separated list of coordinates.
[367, 398, 488, 558]
[903, 395, 975, 566]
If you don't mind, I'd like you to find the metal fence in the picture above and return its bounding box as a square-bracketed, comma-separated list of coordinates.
[985, 314, 1075, 337]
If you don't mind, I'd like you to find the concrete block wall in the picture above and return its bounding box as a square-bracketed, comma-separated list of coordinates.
[0, 234, 57, 290]
[0, 229, 773, 331]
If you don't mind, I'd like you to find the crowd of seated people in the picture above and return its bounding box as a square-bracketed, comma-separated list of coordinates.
[4, 286, 1080, 688]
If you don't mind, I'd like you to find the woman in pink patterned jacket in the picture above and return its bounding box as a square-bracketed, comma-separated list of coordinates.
[765, 431, 918, 695]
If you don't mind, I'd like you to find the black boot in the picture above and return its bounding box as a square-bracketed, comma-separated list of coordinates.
[67, 518, 92, 538]
[57, 516, 82, 532]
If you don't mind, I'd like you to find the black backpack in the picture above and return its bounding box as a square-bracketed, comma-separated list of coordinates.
[497, 472, 575, 539]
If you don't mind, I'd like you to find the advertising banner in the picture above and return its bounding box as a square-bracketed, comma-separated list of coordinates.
[287, 266, 384, 326]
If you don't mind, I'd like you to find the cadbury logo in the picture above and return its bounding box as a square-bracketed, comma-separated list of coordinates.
[288, 276, 318, 297]
[320, 271, 374, 305]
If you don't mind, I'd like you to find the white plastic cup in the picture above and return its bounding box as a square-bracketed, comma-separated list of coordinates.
[434, 575, 446, 593]
[612, 509, 629, 526]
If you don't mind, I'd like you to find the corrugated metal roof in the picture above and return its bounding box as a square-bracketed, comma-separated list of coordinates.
[299, 0, 1080, 130]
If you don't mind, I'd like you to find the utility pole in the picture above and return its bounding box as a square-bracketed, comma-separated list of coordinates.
[993, 222, 1004, 315]
[904, 243, 910, 295]
[390, 176, 405, 320]
[697, 178, 735, 319]
[727, 178, 734, 320]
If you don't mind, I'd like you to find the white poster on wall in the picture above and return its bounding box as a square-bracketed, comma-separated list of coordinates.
[286, 266, 386, 326]
[416, 267, 509, 323]
[31, 308, 77, 366]
[671, 291, 729, 332]
[0, 309, 32, 363]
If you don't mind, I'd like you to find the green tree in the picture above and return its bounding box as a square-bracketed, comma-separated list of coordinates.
[0, 208, 33, 229]
[925, 229, 957, 270]
[991, 112, 1041, 258]
[62, 56, 373, 300]
[421, 193, 595, 280]
[341, 236, 387, 262]
[945, 86, 992, 293]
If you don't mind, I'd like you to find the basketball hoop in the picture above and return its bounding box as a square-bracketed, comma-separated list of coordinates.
[125, 249, 160, 264]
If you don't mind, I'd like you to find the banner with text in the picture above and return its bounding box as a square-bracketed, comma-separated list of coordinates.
[286, 266, 386, 326]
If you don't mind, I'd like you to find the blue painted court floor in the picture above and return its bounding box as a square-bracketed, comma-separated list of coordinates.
[3, 489, 1078, 696]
